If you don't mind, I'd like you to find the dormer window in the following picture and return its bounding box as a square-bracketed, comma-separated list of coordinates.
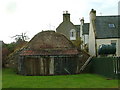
[70, 29, 76, 40]
[109, 24, 115, 28]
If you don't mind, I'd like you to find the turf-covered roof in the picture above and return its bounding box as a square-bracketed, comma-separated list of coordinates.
[20, 31, 79, 56]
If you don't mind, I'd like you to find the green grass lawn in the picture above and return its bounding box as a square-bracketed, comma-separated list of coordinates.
[2, 68, 118, 88]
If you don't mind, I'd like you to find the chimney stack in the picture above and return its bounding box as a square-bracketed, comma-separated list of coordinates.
[63, 11, 70, 22]
[90, 9, 96, 21]
[80, 17, 84, 25]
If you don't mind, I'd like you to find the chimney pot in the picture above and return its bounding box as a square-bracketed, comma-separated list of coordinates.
[63, 10, 70, 22]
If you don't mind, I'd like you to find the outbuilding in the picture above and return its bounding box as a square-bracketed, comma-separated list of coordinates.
[18, 31, 89, 75]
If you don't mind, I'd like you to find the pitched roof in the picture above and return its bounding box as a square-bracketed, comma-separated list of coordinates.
[75, 25, 80, 32]
[20, 31, 79, 56]
[95, 15, 120, 39]
[83, 23, 89, 35]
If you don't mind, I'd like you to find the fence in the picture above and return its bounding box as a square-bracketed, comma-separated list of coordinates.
[89, 57, 120, 79]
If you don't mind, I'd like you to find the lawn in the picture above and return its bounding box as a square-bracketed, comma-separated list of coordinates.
[2, 68, 118, 88]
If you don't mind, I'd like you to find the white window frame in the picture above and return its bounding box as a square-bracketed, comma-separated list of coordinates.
[70, 29, 76, 40]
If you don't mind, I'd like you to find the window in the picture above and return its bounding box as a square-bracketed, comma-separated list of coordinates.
[108, 24, 115, 28]
[71, 32, 74, 37]
[70, 29, 76, 40]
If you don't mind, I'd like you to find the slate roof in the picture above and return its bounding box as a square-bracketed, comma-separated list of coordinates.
[75, 23, 89, 35]
[75, 25, 80, 36]
[95, 15, 120, 39]
[82, 23, 89, 35]
[75, 25, 80, 32]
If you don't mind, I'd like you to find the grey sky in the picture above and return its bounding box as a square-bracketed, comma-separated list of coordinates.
[0, 0, 119, 43]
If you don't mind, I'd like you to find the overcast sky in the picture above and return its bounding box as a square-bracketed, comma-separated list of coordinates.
[0, 0, 119, 43]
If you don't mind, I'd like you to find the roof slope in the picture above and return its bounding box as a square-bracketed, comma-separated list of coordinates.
[83, 23, 89, 35]
[28, 31, 75, 49]
[20, 31, 79, 56]
[95, 15, 120, 39]
[75, 25, 80, 32]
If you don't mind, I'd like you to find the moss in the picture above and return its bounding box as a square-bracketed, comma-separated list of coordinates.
[71, 37, 82, 49]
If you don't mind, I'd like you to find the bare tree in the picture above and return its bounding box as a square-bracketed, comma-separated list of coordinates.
[11, 32, 29, 42]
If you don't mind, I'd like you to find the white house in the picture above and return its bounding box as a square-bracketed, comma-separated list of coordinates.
[88, 9, 120, 57]
[80, 18, 89, 50]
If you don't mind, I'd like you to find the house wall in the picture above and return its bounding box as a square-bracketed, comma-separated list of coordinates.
[80, 19, 89, 50]
[56, 22, 77, 40]
[81, 34, 89, 50]
[83, 35, 89, 45]
[116, 38, 120, 56]
[96, 38, 120, 56]
[88, 23, 96, 56]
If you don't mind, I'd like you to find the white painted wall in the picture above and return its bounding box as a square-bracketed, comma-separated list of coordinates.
[88, 9, 96, 56]
[80, 24, 83, 38]
[83, 35, 89, 44]
[81, 34, 89, 50]
[88, 22, 96, 56]
[116, 38, 120, 56]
